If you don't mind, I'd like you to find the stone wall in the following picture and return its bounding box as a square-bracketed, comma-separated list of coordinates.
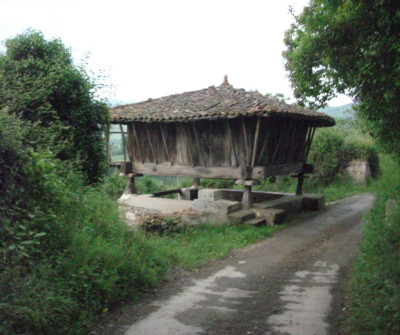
[346, 158, 371, 184]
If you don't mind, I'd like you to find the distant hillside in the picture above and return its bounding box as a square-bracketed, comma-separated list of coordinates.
[318, 103, 354, 119]
[107, 99, 137, 107]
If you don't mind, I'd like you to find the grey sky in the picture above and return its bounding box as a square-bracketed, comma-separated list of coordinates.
[0, 0, 351, 106]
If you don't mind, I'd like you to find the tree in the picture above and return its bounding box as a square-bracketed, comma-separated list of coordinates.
[283, 0, 400, 156]
[0, 30, 109, 183]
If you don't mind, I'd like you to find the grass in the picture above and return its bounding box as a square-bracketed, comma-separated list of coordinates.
[147, 224, 284, 269]
[345, 155, 400, 334]
[0, 168, 284, 335]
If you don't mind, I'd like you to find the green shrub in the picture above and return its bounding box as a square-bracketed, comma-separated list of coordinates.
[309, 129, 379, 186]
[0, 30, 109, 183]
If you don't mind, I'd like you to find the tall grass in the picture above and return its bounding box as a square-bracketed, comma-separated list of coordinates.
[347, 155, 400, 334]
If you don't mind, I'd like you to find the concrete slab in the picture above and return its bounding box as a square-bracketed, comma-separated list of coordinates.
[120, 194, 193, 214]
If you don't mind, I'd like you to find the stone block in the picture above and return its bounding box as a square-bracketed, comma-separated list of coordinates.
[198, 188, 224, 201]
[254, 208, 286, 225]
[302, 194, 325, 211]
[346, 158, 371, 184]
[193, 199, 240, 215]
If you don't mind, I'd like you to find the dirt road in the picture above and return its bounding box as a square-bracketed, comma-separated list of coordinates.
[94, 193, 374, 335]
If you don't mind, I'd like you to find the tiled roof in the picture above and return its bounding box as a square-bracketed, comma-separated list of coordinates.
[110, 77, 335, 127]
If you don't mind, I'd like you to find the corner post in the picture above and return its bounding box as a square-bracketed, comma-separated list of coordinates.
[296, 173, 304, 196]
[124, 173, 137, 195]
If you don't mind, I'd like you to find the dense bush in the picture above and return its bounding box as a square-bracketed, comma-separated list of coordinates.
[348, 156, 400, 334]
[0, 110, 170, 334]
[309, 128, 379, 186]
[0, 30, 109, 183]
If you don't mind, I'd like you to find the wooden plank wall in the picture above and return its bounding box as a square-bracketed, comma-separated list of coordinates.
[125, 116, 316, 176]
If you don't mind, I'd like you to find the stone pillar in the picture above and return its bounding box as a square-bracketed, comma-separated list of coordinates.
[235, 179, 260, 209]
[242, 185, 252, 209]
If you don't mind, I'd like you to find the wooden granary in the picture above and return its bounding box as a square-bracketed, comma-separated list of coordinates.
[109, 77, 334, 208]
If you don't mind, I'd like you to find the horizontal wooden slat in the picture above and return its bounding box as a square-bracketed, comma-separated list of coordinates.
[132, 163, 247, 179]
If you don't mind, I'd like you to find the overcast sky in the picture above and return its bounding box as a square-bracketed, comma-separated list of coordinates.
[1, 0, 351, 106]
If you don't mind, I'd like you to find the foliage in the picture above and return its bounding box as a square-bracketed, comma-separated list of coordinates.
[348, 155, 400, 334]
[309, 128, 379, 185]
[283, 0, 400, 157]
[0, 30, 109, 183]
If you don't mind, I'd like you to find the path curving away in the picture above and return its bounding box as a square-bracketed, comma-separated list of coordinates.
[93, 193, 374, 335]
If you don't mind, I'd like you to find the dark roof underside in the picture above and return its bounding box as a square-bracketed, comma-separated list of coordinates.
[110, 80, 335, 127]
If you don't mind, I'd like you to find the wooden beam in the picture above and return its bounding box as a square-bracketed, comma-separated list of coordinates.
[132, 162, 247, 179]
[131, 123, 144, 163]
[304, 127, 316, 160]
[145, 123, 157, 163]
[271, 119, 288, 163]
[130, 162, 303, 180]
[182, 125, 194, 167]
[120, 124, 132, 162]
[160, 124, 173, 165]
[256, 127, 271, 165]
[286, 120, 299, 163]
[251, 116, 261, 167]
[191, 122, 206, 167]
[119, 124, 127, 162]
[242, 117, 250, 165]
[226, 120, 239, 167]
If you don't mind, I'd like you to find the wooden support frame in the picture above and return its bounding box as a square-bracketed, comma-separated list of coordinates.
[226, 120, 239, 167]
[119, 124, 132, 162]
[191, 122, 206, 167]
[304, 127, 316, 159]
[271, 119, 289, 163]
[257, 127, 271, 166]
[251, 116, 261, 167]
[182, 125, 194, 167]
[145, 123, 157, 163]
[160, 124, 173, 165]
[241, 116, 250, 165]
[131, 123, 144, 163]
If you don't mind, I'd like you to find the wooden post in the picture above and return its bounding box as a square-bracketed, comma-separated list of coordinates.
[145, 124, 157, 163]
[124, 173, 137, 195]
[226, 120, 238, 167]
[296, 173, 304, 196]
[251, 116, 261, 167]
[193, 178, 200, 187]
[160, 124, 173, 165]
[242, 117, 250, 165]
[119, 124, 127, 162]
